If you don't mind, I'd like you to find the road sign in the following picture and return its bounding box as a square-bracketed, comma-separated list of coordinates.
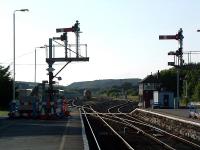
[159, 35, 177, 40]
[46, 67, 55, 72]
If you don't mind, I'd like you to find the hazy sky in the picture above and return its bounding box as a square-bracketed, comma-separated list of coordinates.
[1, 0, 200, 85]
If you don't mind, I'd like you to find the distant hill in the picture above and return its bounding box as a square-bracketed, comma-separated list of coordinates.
[15, 81, 38, 89]
[16, 81, 66, 90]
[67, 78, 141, 89]
[16, 78, 141, 90]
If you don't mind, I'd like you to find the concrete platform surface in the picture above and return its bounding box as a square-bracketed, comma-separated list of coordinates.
[148, 108, 200, 124]
[0, 107, 88, 150]
[60, 107, 89, 150]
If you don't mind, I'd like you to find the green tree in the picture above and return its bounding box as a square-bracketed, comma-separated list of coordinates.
[0, 65, 13, 110]
[192, 82, 200, 102]
[181, 64, 200, 102]
[106, 87, 120, 97]
[127, 89, 138, 96]
[159, 69, 177, 94]
[121, 82, 132, 91]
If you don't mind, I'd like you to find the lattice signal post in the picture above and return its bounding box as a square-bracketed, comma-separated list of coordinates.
[46, 20, 89, 101]
[159, 28, 184, 108]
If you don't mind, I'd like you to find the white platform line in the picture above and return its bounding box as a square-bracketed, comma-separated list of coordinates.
[136, 108, 200, 127]
[59, 121, 68, 150]
[79, 108, 90, 150]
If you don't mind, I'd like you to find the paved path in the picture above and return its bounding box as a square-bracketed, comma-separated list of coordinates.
[0, 108, 87, 150]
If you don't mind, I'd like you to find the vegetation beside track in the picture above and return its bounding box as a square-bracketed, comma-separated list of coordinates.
[0, 111, 8, 117]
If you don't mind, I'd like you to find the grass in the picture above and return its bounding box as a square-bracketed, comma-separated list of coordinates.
[0, 111, 8, 117]
[127, 95, 139, 101]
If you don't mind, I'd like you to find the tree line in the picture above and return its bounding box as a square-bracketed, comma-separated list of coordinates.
[1, 63, 200, 110]
[0, 65, 13, 110]
[157, 63, 200, 105]
[99, 82, 138, 98]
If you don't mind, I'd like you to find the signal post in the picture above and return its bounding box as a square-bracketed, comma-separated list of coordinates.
[46, 20, 89, 103]
[159, 28, 184, 108]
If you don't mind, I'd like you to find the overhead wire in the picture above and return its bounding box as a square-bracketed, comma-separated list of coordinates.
[1, 50, 35, 64]
[0, 48, 48, 66]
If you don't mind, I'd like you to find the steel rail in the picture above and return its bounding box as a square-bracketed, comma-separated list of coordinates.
[106, 104, 176, 150]
[96, 113, 175, 150]
[84, 107, 134, 150]
[95, 113, 134, 150]
[117, 100, 136, 113]
[89, 110, 200, 149]
[81, 107, 101, 150]
[117, 101, 132, 113]
[119, 113, 200, 149]
[105, 108, 200, 150]
[87, 107, 174, 149]
[107, 102, 129, 113]
[78, 101, 200, 149]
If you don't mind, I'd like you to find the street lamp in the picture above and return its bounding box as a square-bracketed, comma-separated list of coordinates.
[35, 46, 45, 83]
[13, 9, 29, 101]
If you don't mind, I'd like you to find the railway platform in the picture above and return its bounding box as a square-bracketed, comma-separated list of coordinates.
[61, 107, 89, 150]
[132, 108, 200, 142]
[148, 108, 200, 124]
[0, 107, 89, 150]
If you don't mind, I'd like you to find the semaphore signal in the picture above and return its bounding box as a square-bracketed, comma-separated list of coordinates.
[159, 35, 177, 40]
[159, 28, 184, 109]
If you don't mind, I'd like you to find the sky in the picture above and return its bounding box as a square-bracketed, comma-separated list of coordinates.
[1, 0, 200, 85]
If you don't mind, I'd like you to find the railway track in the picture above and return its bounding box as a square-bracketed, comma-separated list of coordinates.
[108, 102, 200, 149]
[107, 101, 130, 113]
[81, 105, 134, 150]
[81, 100, 200, 150]
[82, 105, 165, 149]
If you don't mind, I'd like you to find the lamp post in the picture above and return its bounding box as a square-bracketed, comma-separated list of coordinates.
[13, 9, 29, 101]
[35, 46, 45, 83]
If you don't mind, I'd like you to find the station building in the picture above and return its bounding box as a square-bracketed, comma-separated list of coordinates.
[139, 72, 175, 108]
